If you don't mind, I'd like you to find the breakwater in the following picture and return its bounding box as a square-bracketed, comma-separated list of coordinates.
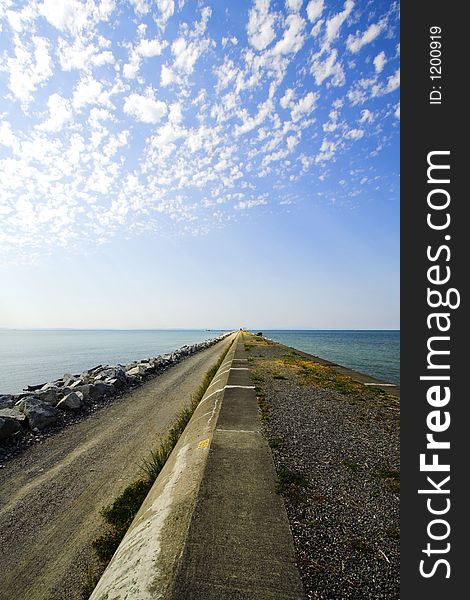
[0, 333, 232, 443]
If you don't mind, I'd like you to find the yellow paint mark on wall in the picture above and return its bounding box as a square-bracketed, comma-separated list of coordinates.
[198, 439, 209, 449]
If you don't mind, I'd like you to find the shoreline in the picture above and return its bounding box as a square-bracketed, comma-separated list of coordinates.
[0, 332, 232, 452]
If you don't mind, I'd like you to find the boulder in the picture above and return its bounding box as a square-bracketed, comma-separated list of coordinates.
[57, 391, 84, 411]
[72, 384, 94, 402]
[0, 417, 22, 441]
[88, 381, 113, 401]
[69, 379, 85, 389]
[0, 408, 26, 423]
[36, 387, 61, 406]
[18, 397, 60, 431]
[0, 395, 14, 409]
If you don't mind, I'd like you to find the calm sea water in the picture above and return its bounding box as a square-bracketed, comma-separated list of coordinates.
[0, 329, 227, 395]
[257, 330, 400, 385]
[0, 329, 400, 395]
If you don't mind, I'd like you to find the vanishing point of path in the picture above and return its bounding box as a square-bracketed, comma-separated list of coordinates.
[0, 334, 236, 600]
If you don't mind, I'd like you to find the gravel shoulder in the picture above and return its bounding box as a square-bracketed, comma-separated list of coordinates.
[244, 333, 400, 599]
[0, 334, 235, 600]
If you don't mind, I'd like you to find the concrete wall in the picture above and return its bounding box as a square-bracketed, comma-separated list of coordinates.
[89, 332, 239, 600]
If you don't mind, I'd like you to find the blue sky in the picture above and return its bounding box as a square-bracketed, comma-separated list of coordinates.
[0, 0, 399, 329]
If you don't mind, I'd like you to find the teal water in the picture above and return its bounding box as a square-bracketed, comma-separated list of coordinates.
[257, 330, 400, 385]
[0, 329, 227, 395]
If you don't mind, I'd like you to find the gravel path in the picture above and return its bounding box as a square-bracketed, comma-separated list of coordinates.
[244, 333, 400, 599]
[0, 334, 235, 600]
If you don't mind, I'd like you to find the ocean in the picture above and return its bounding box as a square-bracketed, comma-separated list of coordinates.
[0, 329, 227, 395]
[0, 329, 399, 395]
[257, 330, 400, 385]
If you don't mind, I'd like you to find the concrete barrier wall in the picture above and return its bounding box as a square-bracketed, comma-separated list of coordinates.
[90, 332, 240, 600]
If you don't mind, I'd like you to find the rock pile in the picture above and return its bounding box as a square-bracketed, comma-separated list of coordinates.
[0, 333, 230, 442]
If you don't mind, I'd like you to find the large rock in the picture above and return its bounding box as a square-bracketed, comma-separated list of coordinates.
[0, 417, 22, 441]
[88, 381, 113, 401]
[72, 384, 94, 402]
[0, 408, 26, 423]
[56, 391, 84, 411]
[18, 397, 60, 431]
[36, 387, 61, 406]
[0, 395, 14, 409]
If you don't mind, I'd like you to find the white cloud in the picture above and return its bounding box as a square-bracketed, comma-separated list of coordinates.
[6, 35, 52, 104]
[373, 50, 387, 73]
[39, 0, 90, 34]
[123, 90, 167, 123]
[160, 64, 177, 86]
[311, 49, 345, 86]
[129, 0, 150, 14]
[286, 0, 302, 11]
[235, 98, 274, 135]
[359, 109, 374, 123]
[306, 0, 323, 23]
[247, 0, 276, 51]
[345, 128, 364, 139]
[290, 91, 318, 121]
[346, 20, 386, 53]
[385, 68, 400, 93]
[315, 138, 338, 162]
[272, 13, 305, 55]
[235, 197, 268, 209]
[37, 93, 73, 132]
[73, 76, 105, 110]
[324, 0, 354, 46]
[394, 103, 400, 119]
[137, 38, 166, 57]
[280, 87, 295, 108]
[155, 0, 175, 29]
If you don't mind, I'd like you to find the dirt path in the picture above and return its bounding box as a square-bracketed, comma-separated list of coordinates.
[0, 334, 235, 600]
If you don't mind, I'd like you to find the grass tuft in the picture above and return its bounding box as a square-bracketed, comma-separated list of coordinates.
[275, 468, 309, 504]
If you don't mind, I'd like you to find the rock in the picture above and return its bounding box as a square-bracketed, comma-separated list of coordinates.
[18, 397, 60, 431]
[24, 383, 46, 392]
[69, 379, 85, 389]
[87, 364, 103, 375]
[57, 391, 84, 411]
[0, 417, 22, 441]
[72, 384, 94, 402]
[36, 387, 61, 406]
[0, 408, 26, 423]
[126, 366, 143, 377]
[0, 395, 14, 409]
[88, 382, 113, 401]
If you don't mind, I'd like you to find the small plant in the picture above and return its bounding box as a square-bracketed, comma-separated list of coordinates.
[257, 395, 270, 423]
[349, 538, 371, 552]
[386, 528, 400, 540]
[268, 436, 283, 450]
[343, 460, 360, 473]
[377, 468, 400, 494]
[275, 468, 309, 504]
[273, 373, 287, 380]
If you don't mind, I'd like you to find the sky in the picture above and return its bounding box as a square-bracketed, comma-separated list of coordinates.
[0, 0, 399, 330]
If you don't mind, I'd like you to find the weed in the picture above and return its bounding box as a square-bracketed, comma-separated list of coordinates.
[377, 469, 400, 494]
[343, 460, 360, 473]
[349, 538, 371, 552]
[275, 468, 309, 504]
[268, 436, 283, 450]
[386, 528, 400, 540]
[273, 373, 287, 380]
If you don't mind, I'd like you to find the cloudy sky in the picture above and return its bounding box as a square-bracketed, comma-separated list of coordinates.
[0, 0, 399, 329]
